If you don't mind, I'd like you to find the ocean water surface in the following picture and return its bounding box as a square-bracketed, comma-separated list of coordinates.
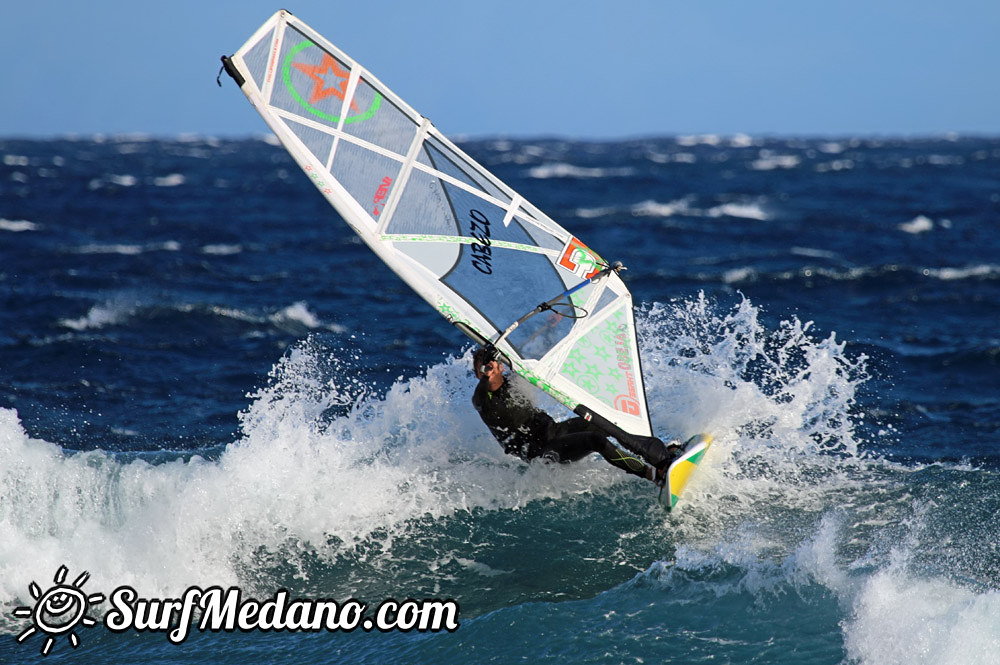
[1, 134, 999, 663]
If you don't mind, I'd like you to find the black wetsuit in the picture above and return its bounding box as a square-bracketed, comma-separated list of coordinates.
[472, 374, 671, 479]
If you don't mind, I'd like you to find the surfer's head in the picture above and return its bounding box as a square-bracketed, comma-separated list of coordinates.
[473, 347, 500, 379]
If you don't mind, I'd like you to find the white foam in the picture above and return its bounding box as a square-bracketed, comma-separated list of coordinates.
[574, 205, 617, 219]
[0, 219, 39, 232]
[200, 243, 243, 256]
[791, 247, 840, 260]
[721, 267, 757, 284]
[0, 346, 619, 613]
[631, 199, 693, 218]
[843, 568, 1000, 664]
[630, 294, 1000, 664]
[72, 241, 181, 255]
[576, 197, 770, 222]
[707, 202, 770, 221]
[815, 159, 855, 172]
[749, 153, 801, 171]
[677, 134, 721, 147]
[926, 154, 965, 166]
[153, 174, 186, 187]
[928, 264, 999, 280]
[59, 300, 138, 331]
[108, 174, 138, 187]
[527, 163, 634, 179]
[632, 295, 870, 536]
[270, 301, 323, 330]
[652, 507, 1000, 665]
[898, 215, 934, 234]
[729, 134, 755, 148]
[76, 243, 144, 255]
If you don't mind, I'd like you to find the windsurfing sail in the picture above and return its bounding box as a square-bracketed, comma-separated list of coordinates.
[221, 10, 654, 437]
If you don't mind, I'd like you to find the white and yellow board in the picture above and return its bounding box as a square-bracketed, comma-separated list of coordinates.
[659, 433, 713, 511]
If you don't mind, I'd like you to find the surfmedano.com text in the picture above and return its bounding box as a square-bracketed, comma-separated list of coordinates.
[104, 586, 460, 644]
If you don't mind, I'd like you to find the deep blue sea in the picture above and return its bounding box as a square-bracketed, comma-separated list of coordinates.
[1, 133, 999, 663]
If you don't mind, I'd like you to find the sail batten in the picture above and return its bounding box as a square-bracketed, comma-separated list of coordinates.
[224, 10, 654, 437]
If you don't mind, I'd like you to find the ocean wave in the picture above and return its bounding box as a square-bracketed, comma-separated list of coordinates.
[3, 291, 995, 661]
[675, 134, 757, 147]
[152, 173, 185, 187]
[898, 215, 935, 234]
[645, 151, 698, 164]
[84, 172, 186, 189]
[708, 263, 1000, 285]
[443, 476, 1000, 665]
[200, 243, 243, 255]
[527, 163, 635, 179]
[88, 174, 138, 189]
[57, 299, 342, 334]
[576, 197, 771, 221]
[707, 202, 770, 221]
[631, 198, 695, 217]
[0, 348, 592, 616]
[749, 153, 801, 170]
[0, 219, 39, 232]
[59, 301, 138, 331]
[628, 504, 1000, 665]
[70, 241, 182, 255]
[1, 292, 876, 618]
[815, 158, 855, 172]
[929, 264, 999, 279]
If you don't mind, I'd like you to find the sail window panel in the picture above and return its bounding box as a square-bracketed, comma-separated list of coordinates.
[514, 198, 565, 239]
[328, 140, 403, 223]
[393, 239, 461, 281]
[423, 136, 511, 205]
[589, 285, 619, 318]
[514, 211, 565, 254]
[437, 178, 538, 253]
[271, 28, 360, 130]
[510, 306, 576, 361]
[432, 178, 570, 360]
[284, 119, 336, 166]
[243, 27, 276, 90]
[341, 79, 419, 158]
[441, 234, 569, 361]
[386, 168, 463, 238]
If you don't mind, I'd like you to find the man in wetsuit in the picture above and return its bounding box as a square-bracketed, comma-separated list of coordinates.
[471, 347, 679, 485]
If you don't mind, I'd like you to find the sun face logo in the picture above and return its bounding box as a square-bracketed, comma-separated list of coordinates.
[282, 40, 381, 124]
[13, 565, 105, 656]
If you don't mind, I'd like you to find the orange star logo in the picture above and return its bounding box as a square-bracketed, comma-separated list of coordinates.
[292, 54, 359, 112]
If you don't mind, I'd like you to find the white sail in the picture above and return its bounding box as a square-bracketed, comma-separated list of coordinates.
[223, 10, 653, 437]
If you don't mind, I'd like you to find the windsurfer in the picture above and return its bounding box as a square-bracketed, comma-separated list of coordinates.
[471, 347, 680, 485]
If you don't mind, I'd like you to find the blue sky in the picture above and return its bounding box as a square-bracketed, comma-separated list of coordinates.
[3, 0, 998, 139]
